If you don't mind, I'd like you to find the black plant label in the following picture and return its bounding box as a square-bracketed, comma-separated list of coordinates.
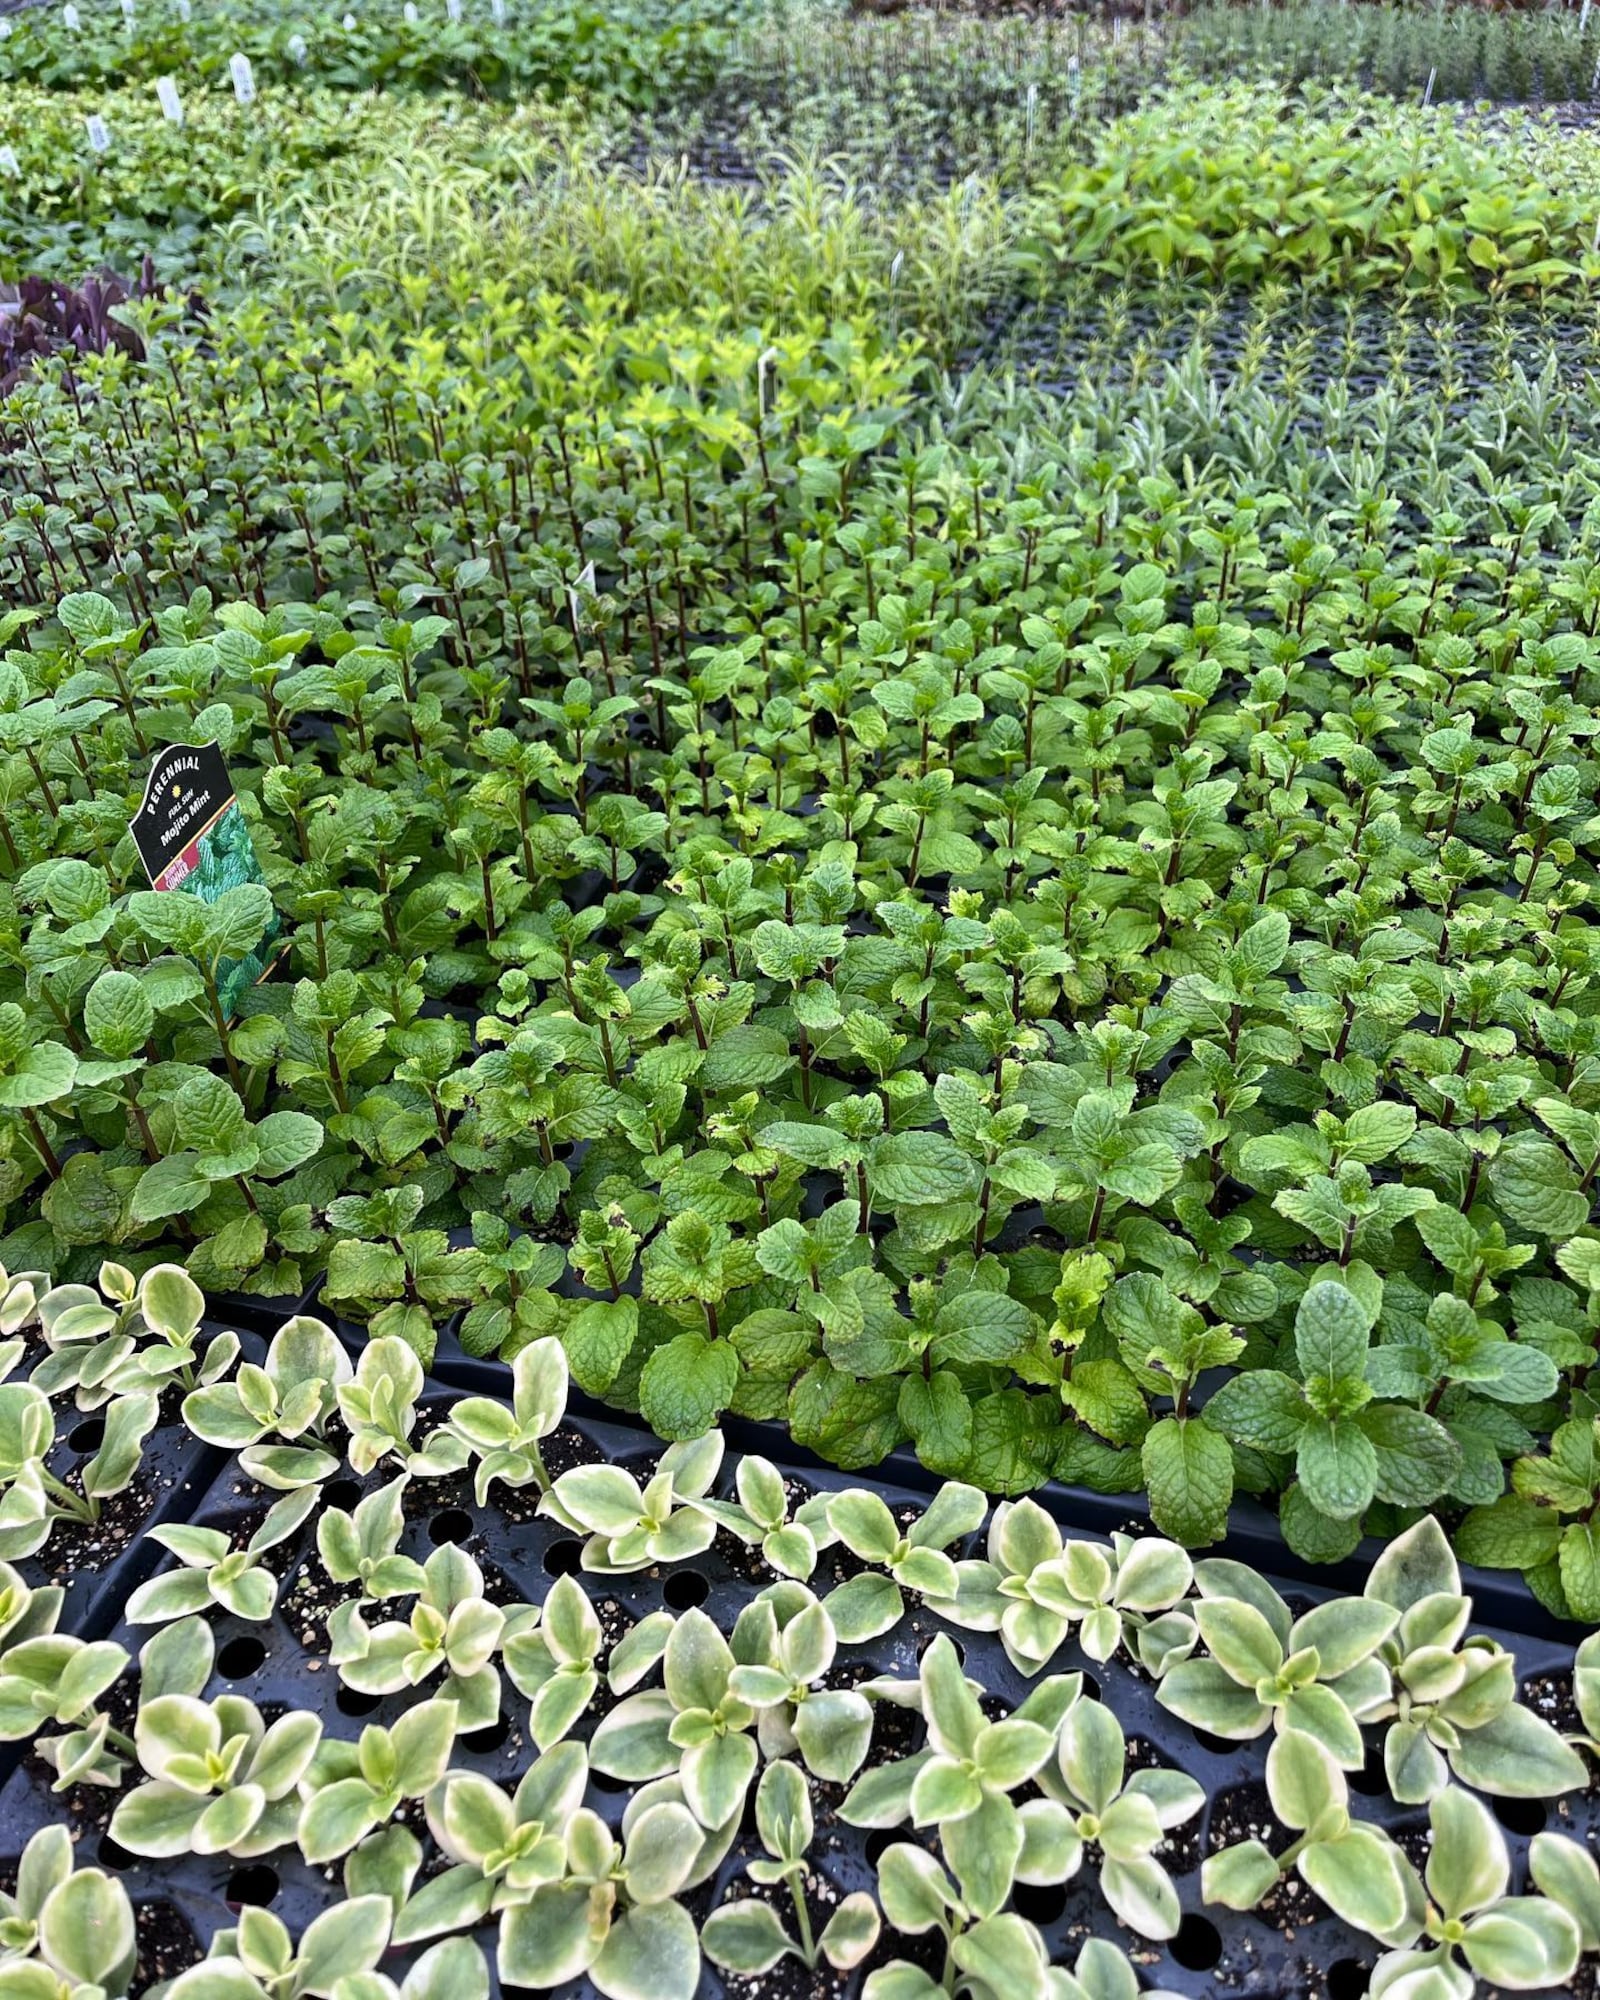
[132, 741, 284, 1016]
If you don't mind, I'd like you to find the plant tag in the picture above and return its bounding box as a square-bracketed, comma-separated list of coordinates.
[132, 742, 284, 1017]
[85, 113, 111, 153]
[490, 0, 504, 24]
[0, 147, 18, 177]
[229, 52, 256, 102]
[446, 0, 461, 21]
[342, 11, 356, 27]
[120, 0, 135, 25]
[404, 3, 417, 20]
[156, 74, 183, 123]
[62, 3, 81, 27]
[566, 559, 596, 634]
[287, 30, 307, 59]
[176, 0, 190, 18]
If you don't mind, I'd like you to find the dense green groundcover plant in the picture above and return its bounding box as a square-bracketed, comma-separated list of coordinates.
[6, 265, 1600, 1604]
[8, 0, 1600, 1595]
[0, 0, 748, 108]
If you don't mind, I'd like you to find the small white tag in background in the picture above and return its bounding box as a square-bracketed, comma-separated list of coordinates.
[446, 0, 461, 21]
[62, 4, 81, 28]
[342, 11, 356, 27]
[403, 3, 417, 20]
[229, 52, 256, 102]
[566, 559, 596, 634]
[85, 113, 112, 153]
[156, 74, 183, 123]
[120, 0, 136, 26]
[287, 30, 307, 58]
[490, 0, 504, 23]
[0, 146, 19, 177]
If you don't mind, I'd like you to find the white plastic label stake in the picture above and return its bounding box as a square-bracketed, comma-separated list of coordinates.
[229, 52, 256, 102]
[62, 4, 81, 28]
[156, 74, 183, 122]
[287, 30, 307, 59]
[446, 0, 461, 21]
[85, 113, 111, 152]
[566, 560, 596, 634]
[175, 0, 190, 17]
[757, 345, 779, 415]
[342, 11, 356, 27]
[120, 0, 135, 26]
[403, 3, 417, 20]
[0, 146, 18, 177]
[490, 0, 504, 23]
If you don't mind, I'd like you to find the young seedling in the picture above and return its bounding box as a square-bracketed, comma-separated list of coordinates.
[703, 1761, 880, 1976]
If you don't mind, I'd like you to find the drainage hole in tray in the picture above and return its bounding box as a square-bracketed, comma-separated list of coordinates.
[543, 1540, 582, 1578]
[1493, 1795, 1546, 1836]
[1012, 1882, 1067, 1926]
[217, 1635, 268, 1680]
[916, 1633, 963, 1664]
[1328, 1960, 1372, 1999]
[1189, 1727, 1239, 1757]
[1349, 1745, 1388, 1797]
[462, 1710, 512, 1753]
[225, 1865, 279, 1908]
[97, 1833, 137, 1872]
[864, 1830, 899, 1868]
[592, 1769, 629, 1794]
[429, 1508, 474, 1547]
[1168, 1914, 1222, 1972]
[663, 1570, 708, 1611]
[68, 1419, 105, 1454]
[323, 1480, 362, 1512]
[337, 1685, 384, 1718]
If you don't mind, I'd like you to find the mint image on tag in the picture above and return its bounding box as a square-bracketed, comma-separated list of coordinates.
[131, 742, 284, 1020]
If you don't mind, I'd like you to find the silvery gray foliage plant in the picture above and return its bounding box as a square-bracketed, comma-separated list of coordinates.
[727, 1585, 872, 1780]
[823, 1479, 988, 1640]
[934, 1495, 1193, 1674]
[1360, 1515, 1587, 1801]
[702, 1759, 880, 1975]
[0, 1280, 1594, 2000]
[0, 1827, 138, 2000]
[540, 1431, 723, 1571]
[33, 1263, 238, 1406]
[182, 1314, 352, 1489]
[688, 1452, 836, 1580]
[445, 1335, 568, 1503]
[327, 1540, 538, 1731]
